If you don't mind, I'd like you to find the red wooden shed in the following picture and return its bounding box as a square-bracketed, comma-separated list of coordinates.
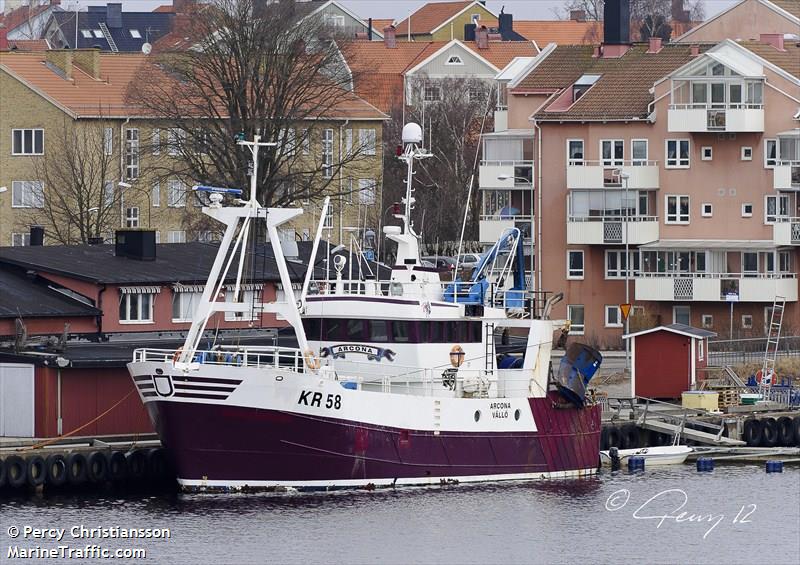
[624, 323, 717, 399]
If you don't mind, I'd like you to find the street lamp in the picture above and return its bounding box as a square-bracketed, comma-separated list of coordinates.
[497, 173, 535, 289]
[618, 170, 632, 375]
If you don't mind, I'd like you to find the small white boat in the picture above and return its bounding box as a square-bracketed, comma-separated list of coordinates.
[600, 445, 693, 466]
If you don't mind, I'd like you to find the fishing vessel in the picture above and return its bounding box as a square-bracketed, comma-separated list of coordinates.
[127, 125, 604, 491]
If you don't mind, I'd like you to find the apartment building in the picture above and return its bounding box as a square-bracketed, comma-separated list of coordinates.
[489, 3, 799, 347]
[0, 49, 386, 247]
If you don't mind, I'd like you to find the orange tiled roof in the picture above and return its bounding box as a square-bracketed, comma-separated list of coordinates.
[153, 4, 175, 13]
[513, 20, 602, 45]
[370, 18, 394, 31]
[742, 40, 800, 78]
[461, 40, 538, 68]
[394, 1, 477, 36]
[7, 39, 50, 51]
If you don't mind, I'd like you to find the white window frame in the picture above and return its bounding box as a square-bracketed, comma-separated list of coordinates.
[665, 139, 690, 168]
[168, 128, 183, 156]
[167, 230, 186, 243]
[11, 128, 44, 155]
[424, 85, 441, 102]
[673, 305, 691, 325]
[322, 128, 334, 178]
[567, 250, 584, 280]
[125, 128, 139, 180]
[741, 203, 753, 217]
[604, 250, 639, 279]
[152, 181, 160, 207]
[604, 305, 622, 328]
[701, 146, 712, 161]
[740, 146, 753, 161]
[119, 293, 154, 324]
[129, 29, 141, 38]
[11, 180, 44, 208]
[92, 30, 103, 38]
[359, 128, 376, 156]
[80, 29, 93, 38]
[167, 180, 185, 208]
[631, 139, 648, 165]
[665, 195, 690, 224]
[764, 138, 777, 168]
[358, 178, 376, 205]
[698, 339, 704, 361]
[764, 194, 789, 224]
[701, 203, 713, 217]
[741, 314, 753, 329]
[567, 304, 585, 335]
[152, 128, 160, 155]
[104, 127, 113, 155]
[11, 233, 31, 246]
[567, 139, 584, 165]
[323, 204, 334, 229]
[225, 288, 258, 322]
[125, 207, 139, 228]
[344, 128, 352, 156]
[600, 139, 624, 167]
[171, 290, 203, 322]
[701, 314, 713, 329]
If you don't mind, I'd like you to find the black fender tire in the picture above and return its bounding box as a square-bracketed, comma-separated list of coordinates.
[621, 424, 639, 450]
[107, 451, 127, 482]
[792, 417, 800, 447]
[600, 427, 611, 450]
[87, 451, 109, 483]
[761, 418, 779, 448]
[146, 448, 169, 481]
[26, 455, 46, 487]
[777, 416, 794, 447]
[606, 426, 621, 448]
[45, 454, 68, 488]
[66, 452, 88, 485]
[743, 418, 763, 447]
[5, 455, 27, 489]
[125, 450, 147, 482]
[0, 457, 6, 488]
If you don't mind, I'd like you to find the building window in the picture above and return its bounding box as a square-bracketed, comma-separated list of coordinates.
[765, 195, 788, 224]
[103, 180, 115, 206]
[359, 129, 376, 156]
[196, 230, 213, 243]
[125, 207, 139, 228]
[600, 139, 623, 166]
[741, 314, 753, 329]
[125, 128, 139, 180]
[152, 128, 160, 155]
[764, 139, 777, 168]
[104, 127, 113, 155]
[605, 250, 639, 279]
[167, 180, 185, 207]
[93, 30, 103, 38]
[343, 129, 352, 156]
[741, 203, 753, 217]
[468, 86, 483, 102]
[742, 252, 758, 276]
[701, 203, 713, 217]
[322, 128, 334, 178]
[323, 204, 334, 229]
[701, 146, 712, 161]
[12, 129, 44, 155]
[701, 314, 713, 329]
[80, 29, 92, 38]
[424, 86, 441, 101]
[172, 290, 203, 322]
[11, 233, 31, 246]
[631, 139, 648, 165]
[152, 181, 160, 207]
[167, 230, 186, 243]
[567, 250, 584, 279]
[225, 288, 258, 322]
[130, 29, 141, 38]
[119, 293, 154, 323]
[605, 305, 622, 328]
[358, 178, 376, 205]
[567, 305, 585, 335]
[168, 128, 183, 156]
[301, 128, 310, 155]
[673, 305, 690, 325]
[567, 139, 584, 165]
[11, 180, 44, 208]
[741, 146, 753, 161]
[666, 139, 690, 168]
[665, 195, 690, 224]
[445, 54, 463, 65]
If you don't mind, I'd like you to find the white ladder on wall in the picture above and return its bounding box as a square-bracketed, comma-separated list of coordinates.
[98, 22, 119, 53]
[758, 295, 785, 399]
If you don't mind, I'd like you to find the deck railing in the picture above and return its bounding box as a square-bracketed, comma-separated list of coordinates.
[133, 345, 306, 372]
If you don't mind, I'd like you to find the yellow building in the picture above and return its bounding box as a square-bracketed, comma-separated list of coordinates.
[0, 49, 387, 246]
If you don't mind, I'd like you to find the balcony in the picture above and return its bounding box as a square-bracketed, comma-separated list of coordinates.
[479, 216, 533, 245]
[635, 273, 798, 302]
[479, 161, 534, 189]
[773, 162, 800, 190]
[773, 218, 800, 246]
[667, 104, 764, 133]
[566, 160, 659, 190]
[567, 216, 659, 245]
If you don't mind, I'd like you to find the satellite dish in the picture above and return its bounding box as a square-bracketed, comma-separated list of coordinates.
[141, 42, 152, 54]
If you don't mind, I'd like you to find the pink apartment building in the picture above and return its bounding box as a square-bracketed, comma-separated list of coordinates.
[480, 0, 800, 347]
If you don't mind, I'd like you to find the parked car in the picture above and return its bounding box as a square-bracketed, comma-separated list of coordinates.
[456, 253, 483, 269]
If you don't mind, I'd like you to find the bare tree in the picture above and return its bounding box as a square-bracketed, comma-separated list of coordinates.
[557, 0, 704, 40]
[21, 117, 140, 244]
[382, 77, 494, 250]
[127, 0, 373, 209]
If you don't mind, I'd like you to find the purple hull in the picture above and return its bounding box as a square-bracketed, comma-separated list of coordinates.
[146, 393, 601, 486]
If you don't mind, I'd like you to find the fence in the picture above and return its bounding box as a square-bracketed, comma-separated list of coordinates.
[707, 336, 800, 368]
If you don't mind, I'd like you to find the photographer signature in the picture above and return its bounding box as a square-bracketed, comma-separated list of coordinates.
[605, 488, 756, 539]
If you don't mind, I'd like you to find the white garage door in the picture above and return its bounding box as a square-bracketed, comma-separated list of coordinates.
[0, 363, 35, 438]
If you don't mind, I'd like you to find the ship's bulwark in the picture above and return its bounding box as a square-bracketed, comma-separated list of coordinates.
[145, 393, 601, 486]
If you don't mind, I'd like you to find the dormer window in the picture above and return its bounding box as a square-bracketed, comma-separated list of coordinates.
[130, 29, 141, 38]
[572, 74, 600, 102]
[446, 54, 463, 65]
[80, 29, 93, 38]
[93, 30, 104, 38]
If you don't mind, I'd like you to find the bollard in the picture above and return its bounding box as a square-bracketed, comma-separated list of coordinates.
[696, 457, 714, 472]
[628, 455, 645, 473]
[609, 446, 620, 472]
[766, 460, 784, 473]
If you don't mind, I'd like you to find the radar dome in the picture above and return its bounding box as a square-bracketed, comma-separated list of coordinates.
[401, 123, 423, 144]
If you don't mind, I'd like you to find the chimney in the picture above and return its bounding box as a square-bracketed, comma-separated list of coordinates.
[383, 25, 396, 48]
[690, 44, 699, 57]
[476, 25, 489, 49]
[45, 50, 73, 80]
[603, 0, 631, 45]
[570, 9, 586, 22]
[30, 226, 45, 247]
[647, 37, 663, 53]
[464, 23, 476, 41]
[0, 25, 7, 51]
[106, 3, 122, 29]
[115, 230, 157, 261]
[367, 17, 373, 40]
[499, 12, 513, 33]
[760, 33, 785, 51]
[73, 48, 101, 78]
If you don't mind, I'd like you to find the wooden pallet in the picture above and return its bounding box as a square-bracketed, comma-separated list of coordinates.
[708, 387, 740, 408]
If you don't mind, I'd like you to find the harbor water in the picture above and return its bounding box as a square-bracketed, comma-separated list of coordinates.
[2, 465, 798, 564]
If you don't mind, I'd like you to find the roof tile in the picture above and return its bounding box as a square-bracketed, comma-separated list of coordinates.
[741, 40, 800, 78]
[394, 1, 476, 36]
